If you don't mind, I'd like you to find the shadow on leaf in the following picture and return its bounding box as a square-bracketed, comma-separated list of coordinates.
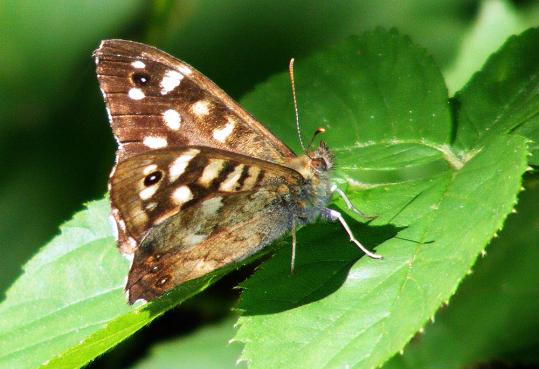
[238, 215, 400, 315]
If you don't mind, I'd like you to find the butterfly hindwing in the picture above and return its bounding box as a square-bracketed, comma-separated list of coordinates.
[94, 39, 294, 164]
[126, 189, 295, 303]
[110, 146, 304, 256]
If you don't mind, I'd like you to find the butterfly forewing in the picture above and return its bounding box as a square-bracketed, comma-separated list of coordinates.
[94, 39, 294, 163]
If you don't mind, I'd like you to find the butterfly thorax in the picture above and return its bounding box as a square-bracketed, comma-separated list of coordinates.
[287, 141, 334, 225]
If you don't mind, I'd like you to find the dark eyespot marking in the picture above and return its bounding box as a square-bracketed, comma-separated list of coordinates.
[132, 72, 150, 86]
[144, 171, 162, 186]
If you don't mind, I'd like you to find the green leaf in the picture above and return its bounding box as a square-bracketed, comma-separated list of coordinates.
[131, 318, 245, 369]
[0, 199, 244, 369]
[1, 28, 533, 369]
[241, 30, 452, 155]
[235, 29, 529, 369]
[444, 0, 526, 94]
[236, 136, 527, 369]
[453, 27, 539, 164]
[0, 199, 126, 369]
[383, 176, 539, 369]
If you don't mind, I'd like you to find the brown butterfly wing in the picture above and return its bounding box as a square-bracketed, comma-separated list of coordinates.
[94, 39, 295, 163]
[126, 189, 295, 303]
[110, 146, 304, 274]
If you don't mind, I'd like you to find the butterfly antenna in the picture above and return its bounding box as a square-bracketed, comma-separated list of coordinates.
[289, 58, 306, 152]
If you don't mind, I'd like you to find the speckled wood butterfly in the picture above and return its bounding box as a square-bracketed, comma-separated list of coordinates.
[94, 40, 381, 304]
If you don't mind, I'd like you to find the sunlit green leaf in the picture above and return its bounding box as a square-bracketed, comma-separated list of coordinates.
[0, 199, 243, 369]
[235, 29, 530, 369]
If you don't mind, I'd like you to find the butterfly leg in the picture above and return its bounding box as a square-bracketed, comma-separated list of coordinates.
[324, 208, 383, 259]
[330, 184, 376, 220]
[291, 218, 297, 274]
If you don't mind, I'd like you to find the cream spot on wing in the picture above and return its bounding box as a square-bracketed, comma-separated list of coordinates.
[117, 219, 127, 232]
[145, 202, 158, 211]
[131, 60, 146, 69]
[219, 164, 244, 191]
[143, 136, 168, 149]
[169, 148, 200, 181]
[131, 297, 147, 306]
[201, 196, 223, 216]
[163, 109, 181, 130]
[128, 87, 145, 100]
[143, 164, 158, 175]
[160, 70, 183, 95]
[241, 166, 261, 190]
[140, 185, 158, 200]
[198, 159, 224, 187]
[172, 185, 193, 205]
[184, 234, 207, 247]
[178, 65, 192, 75]
[212, 119, 235, 143]
[128, 237, 138, 248]
[192, 100, 210, 116]
[105, 106, 112, 123]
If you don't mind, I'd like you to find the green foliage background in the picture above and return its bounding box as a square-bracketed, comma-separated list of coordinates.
[0, 1, 538, 368]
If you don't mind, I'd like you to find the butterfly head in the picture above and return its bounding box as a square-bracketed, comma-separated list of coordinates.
[289, 139, 333, 182]
[310, 140, 333, 173]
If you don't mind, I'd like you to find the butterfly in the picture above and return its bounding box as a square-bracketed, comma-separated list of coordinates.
[94, 39, 381, 304]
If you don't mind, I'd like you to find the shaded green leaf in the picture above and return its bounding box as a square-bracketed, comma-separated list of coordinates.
[454, 27, 539, 163]
[0, 0, 145, 135]
[131, 318, 245, 369]
[383, 176, 539, 369]
[444, 0, 526, 94]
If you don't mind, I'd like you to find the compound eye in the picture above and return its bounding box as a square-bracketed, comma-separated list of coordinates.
[312, 158, 327, 171]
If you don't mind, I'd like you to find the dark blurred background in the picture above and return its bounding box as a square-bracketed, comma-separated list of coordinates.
[1, 1, 538, 367]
